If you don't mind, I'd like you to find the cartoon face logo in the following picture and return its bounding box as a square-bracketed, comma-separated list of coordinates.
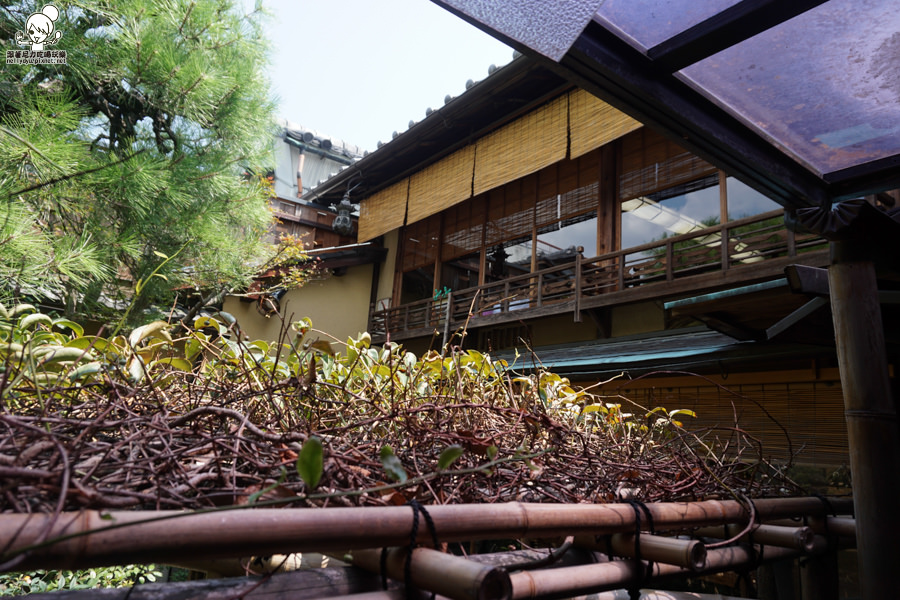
[15, 5, 63, 51]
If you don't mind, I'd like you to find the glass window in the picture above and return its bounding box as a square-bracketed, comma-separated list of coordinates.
[485, 239, 531, 281]
[536, 213, 597, 262]
[621, 179, 720, 249]
[441, 251, 481, 292]
[401, 268, 434, 304]
[726, 177, 780, 221]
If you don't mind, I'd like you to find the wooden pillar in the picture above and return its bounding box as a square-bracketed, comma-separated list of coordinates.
[800, 551, 838, 600]
[719, 171, 729, 271]
[759, 559, 797, 600]
[598, 144, 618, 291]
[718, 170, 728, 224]
[828, 241, 900, 598]
[597, 144, 618, 256]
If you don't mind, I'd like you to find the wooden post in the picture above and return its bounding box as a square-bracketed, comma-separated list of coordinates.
[800, 551, 838, 600]
[758, 560, 797, 600]
[718, 170, 728, 224]
[574, 248, 583, 322]
[537, 272, 544, 307]
[720, 221, 730, 272]
[442, 292, 453, 348]
[665, 240, 674, 281]
[828, 242, 900, 598]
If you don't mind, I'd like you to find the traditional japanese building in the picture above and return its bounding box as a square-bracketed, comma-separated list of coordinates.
[302, 53, 900, 471]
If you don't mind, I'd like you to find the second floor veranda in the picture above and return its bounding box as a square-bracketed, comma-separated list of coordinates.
[368, 209, 829, 343]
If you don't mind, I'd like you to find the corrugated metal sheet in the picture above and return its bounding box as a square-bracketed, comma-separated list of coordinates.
[496, 328, 832, 377]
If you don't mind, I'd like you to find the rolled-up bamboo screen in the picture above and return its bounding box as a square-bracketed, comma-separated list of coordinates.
[569, 89, 642, 159]
[619, 128, 717, 201]
[474, 95, 568, 196]
[407, 144, 476, 224]
[442, 198, 486, 261]
[358, 178, 409, 242]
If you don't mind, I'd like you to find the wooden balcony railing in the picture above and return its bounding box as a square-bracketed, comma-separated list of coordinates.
[368, 210, 828, 341]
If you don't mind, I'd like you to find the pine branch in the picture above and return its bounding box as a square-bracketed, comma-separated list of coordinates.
[4, 150, 147, 199]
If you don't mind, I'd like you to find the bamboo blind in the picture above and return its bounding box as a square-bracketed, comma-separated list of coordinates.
[357, 178, 409, 243]
[407, 144, 476, 224]
[400, 214, 440, 272]
[474, 95, 569, 197]
[535, 150, 601, 229]
[631, 379, 849, 466]
[442, 198, 486, 262]
[619, 127, 717, 201]
[569, 89, 642, 159]
[485, 176, 537, 248]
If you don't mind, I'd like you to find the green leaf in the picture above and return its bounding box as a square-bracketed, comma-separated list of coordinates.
[310, 340, 335, 356]
[52, 318, 84, 338]
[437, 444, 464, 470]
[152, 250, 169, 259]
[18, 313, 52, 330]
[380, 445, 407, 483]
[37, 346, 93, 365]
[486, 445, 499, 461]
[68, 361, 103, 381]
[296, 437, 324, 490]
[153, 357, 193, 371]
[128, 321, 172, 347]
[193, 316, 224, 333]
[668, 408, 697, 419]
[65, 336, 111, 353]
[127, 356, 145, 384]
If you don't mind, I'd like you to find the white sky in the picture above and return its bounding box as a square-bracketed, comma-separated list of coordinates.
[260, 0, 514, 153]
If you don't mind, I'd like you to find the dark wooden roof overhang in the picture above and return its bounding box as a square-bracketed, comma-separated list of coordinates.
[433, 0, 900, 212]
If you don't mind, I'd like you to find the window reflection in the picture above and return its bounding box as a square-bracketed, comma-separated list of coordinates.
[536, 213, 597, 260]
[726, 177, 780, 220]
[621, 179, 720, 249]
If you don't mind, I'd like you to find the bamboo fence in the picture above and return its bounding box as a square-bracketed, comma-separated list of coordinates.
[0, 496, 852, 572]
[1, 497, 856, 600]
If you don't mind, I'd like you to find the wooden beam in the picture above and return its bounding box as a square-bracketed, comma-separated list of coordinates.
[785, 264, 830, 296]
[765, 296, 828, 340]
[647, 0, 829, 73]
[695, 313, 760, 342]
[558, 22, 831, 210]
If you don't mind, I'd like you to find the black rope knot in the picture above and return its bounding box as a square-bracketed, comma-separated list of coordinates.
[382, 499, 441, 600]
[626, 500, 655, 600]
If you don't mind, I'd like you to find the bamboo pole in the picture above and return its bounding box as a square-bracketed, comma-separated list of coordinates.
[828, 250, 900, 598]
[574, 534, 706, 570]
[339, 547, 511, 600]
[508, 545, 800, 600]
[0, 498, 852, 572]
[809, 517, 856, 539]
[16, 545, 810, 600]
[693, 523, 814, 552]
[319, 590, 755, 600]
[764, 517, 856, 541]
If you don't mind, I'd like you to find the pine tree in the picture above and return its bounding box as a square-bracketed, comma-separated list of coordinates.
[0, 0, 277, 321]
